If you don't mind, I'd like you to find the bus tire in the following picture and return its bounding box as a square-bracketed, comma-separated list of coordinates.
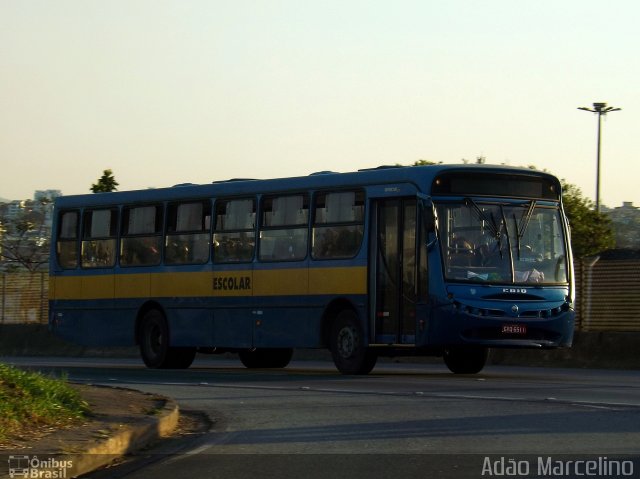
[140, 309, 170, 368]
[139, 309, 196, 369]
[443, 346, 488, 374]
[166, 347, 197, 369]
[239, 348, 294, 369]
[330, 310, 377, 375]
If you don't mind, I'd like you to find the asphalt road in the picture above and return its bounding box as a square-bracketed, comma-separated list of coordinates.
[6, 356, 640, 478]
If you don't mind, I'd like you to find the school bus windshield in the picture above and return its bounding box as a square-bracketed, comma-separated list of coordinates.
[436, 199, 569, 285]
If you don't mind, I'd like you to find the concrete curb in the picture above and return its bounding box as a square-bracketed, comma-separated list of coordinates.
[49, 395, 179, 478]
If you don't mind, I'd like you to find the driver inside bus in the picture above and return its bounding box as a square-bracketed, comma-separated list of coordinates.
[473, 239, 546, 283]
[450, 237, 476, 267]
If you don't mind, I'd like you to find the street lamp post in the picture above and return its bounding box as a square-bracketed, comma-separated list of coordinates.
[578, 102, 621, 213]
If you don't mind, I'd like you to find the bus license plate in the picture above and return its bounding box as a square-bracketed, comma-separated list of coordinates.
[501, 324, 527, 335]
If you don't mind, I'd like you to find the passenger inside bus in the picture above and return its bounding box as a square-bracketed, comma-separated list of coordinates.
[448, 237, 546, 283]
[449, 237, 476, 268]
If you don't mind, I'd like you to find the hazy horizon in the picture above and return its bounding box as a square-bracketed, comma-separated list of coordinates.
[1, 1, 637, 207]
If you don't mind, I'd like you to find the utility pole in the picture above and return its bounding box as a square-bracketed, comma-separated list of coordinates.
[578, 102, 621, 213]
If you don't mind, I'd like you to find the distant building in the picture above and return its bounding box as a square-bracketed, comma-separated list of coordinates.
[33, 190, 61, 230]
[0, 190, 62, 271]
[609, 201, 639, 223]
[34, 189, 62, 202]
[606, 202, 640, 249]
[4, 200, 27, 221]
[0, 190, 61, 227]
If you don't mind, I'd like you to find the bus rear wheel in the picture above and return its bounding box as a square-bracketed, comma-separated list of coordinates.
[443, 346, 488, 374]
[166, 347, 197, 369]
[139, 309, 196, 369]
[238, 348, 294, 369]
[330, 310, 377, 375]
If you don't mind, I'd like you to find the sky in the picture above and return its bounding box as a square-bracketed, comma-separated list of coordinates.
[1, 0, 638, 207]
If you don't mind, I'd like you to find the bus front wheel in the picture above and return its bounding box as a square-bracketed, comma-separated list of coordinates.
[443, 346, 488, 374]
[139, 309, 196, 369]
[330, 310, 377, 375]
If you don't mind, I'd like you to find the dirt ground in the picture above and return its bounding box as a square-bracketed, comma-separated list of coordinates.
[0, 384, 204, 455]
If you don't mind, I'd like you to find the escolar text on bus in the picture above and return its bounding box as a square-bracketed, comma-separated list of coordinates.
[213, 276, 252, 291]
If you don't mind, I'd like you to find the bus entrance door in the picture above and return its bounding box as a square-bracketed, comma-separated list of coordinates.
[372, 198, 418, 345]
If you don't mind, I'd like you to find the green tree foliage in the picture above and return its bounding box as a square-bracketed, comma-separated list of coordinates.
[394, 159, 440, 167]
[413, 159, 440, 166]
[90, 169, 119, 193]
[498, 162, 614, 258]
[560, 180, 615, 258]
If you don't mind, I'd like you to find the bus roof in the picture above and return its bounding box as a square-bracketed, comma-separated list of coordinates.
[55, 164, 561, 208]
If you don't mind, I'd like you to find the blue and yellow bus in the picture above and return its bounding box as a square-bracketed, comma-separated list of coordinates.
[49, 164, 575, 374]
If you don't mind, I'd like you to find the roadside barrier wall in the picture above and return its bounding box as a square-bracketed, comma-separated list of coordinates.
[1, 258, 638, 368]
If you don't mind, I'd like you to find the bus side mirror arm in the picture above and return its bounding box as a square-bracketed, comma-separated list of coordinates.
[426, 224, 438, 251]
[417, 194, 438, 250]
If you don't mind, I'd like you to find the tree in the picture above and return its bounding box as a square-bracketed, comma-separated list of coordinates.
[0, 201, 50, 272]
[394, 160, 440, 167]
[91, 169, 119, 193]
[560, 180, 615, 258]
[461, 156, 486, 164]
[508, 164, 615, 258]
[401, 160, 615, 258]
[412, 159, 440, 166]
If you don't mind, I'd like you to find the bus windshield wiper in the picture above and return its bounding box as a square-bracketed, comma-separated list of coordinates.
[518, 200, 536, 239]
[464, 198, 499, 238]
[501, 205, 514, 282]
[514, 200, 536, 260]
[492, 211, 505, 259]
[464, 197, 505, 258]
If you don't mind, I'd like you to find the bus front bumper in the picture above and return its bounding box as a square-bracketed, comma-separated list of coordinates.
[428, 302, 575, 349]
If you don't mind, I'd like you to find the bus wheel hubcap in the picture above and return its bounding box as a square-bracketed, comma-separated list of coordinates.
[337, 327, 357, 358]
[147, 325, 162, 355]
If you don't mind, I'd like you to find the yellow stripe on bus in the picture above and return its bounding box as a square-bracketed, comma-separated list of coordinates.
[82, 275, 115, 299]
[151, 272, 213, 297]
[50, 266, 367, 300]
[253, 269, 308, 296]
[51, 276, 82, 300]
[309, 267, 367, 295]
[116, 273, 150, 298]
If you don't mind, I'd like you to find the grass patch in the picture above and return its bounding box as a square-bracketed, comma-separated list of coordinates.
[0, 363, 89, 443]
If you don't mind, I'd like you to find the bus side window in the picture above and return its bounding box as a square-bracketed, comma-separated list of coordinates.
[259, 194, 309, 261]
[165, 201, 211, 265]
[213, 198, 256, 263]
[120, 205, 163, 267]
[56, 210, 79, 269]
[312, 190, 364, 260]
[81, 208, 118, 268]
